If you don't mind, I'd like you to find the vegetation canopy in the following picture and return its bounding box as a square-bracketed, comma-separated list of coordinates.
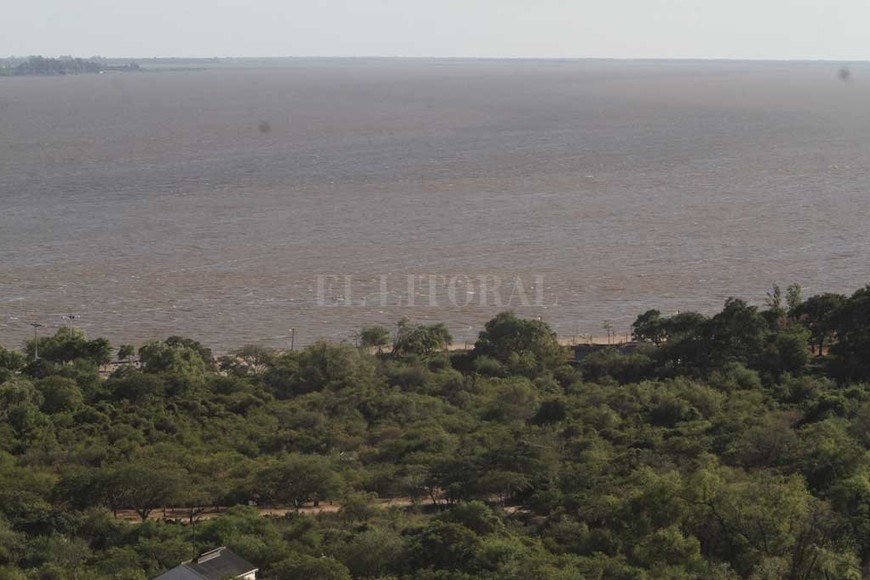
[2, 285, 870, 578]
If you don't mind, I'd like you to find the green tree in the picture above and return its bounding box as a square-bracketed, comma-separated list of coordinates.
[631, 309, 665, 344]
[785, 283, 803, 314]
[828, 474, 870, 571]
[106, 371, 165, 402]
[0, 378, 43, 411]
[0, 518, 25, 565]
[796, 418, 864, 493]
[34, 376, 82, 413]
[336, 528, 404, 578]
[0, 348, 25, 373]
[138, 339, 208, 377]
[686, 462, 857, 578]
[757, 325, 811, 381]
[393, 319, 452, 357]
[792, 293, 846, 355]
[23, 327, 111, 365]
[357, 326, 392, 352]
[580, 348, 655, 384]
[705, 298, 768, 369]
[474, 312, 565, 373]
[410, 520, 482, 572]
[255, 454, 342, 512]
[117, 344, 135, 362]
[102, 462, 184, 521]
[829, 287, 870, 382]
[26, 535, 91, 572]
[651, 311, 708, 345]
[270, 554, 351, 580]
[483, 377, 540, 422]
[765, 284, 787, 327]
[435, 501, 504, 535]
[287, 341, 378, 394]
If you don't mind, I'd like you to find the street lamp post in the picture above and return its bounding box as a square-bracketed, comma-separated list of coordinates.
[30, 322, 43, 361]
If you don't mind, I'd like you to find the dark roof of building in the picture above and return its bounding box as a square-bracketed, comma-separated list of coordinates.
[153, 547, 257, 580]
[188, 547, 257, 579]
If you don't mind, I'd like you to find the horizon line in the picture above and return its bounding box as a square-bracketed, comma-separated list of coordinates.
[2, 54, 868, 64]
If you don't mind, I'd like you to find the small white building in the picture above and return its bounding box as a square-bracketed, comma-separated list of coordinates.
[153, 547, 258, 580]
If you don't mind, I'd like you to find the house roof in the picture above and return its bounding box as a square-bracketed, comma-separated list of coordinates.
[152, 567, 202, 580]
[153, 547, 258, 580]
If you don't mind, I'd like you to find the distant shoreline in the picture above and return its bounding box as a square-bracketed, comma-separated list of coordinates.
[0, 56, 142, 77]
[3, 55, 861, 79]
[3, 55, 866, 68]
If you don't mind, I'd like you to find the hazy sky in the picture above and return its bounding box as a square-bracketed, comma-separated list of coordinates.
[3, 0, 868, 60]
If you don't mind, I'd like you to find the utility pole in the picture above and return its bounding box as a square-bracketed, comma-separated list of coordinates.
[602, 320, 613, 345]
[30, 322, 43, 361]
[192, 512, 198, 562]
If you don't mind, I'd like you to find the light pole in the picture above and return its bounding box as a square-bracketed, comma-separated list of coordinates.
[62, 314, 79, 326]
[602, 320, 613, 345]
[30, 322, 43, 361]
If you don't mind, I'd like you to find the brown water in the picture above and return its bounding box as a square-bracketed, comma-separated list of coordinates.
[1, 59, 869, 351]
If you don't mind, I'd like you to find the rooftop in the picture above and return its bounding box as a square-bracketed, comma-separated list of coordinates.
[153, 547, 257, 580]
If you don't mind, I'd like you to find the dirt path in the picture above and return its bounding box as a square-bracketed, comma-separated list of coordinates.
[113, 497, 419, 523]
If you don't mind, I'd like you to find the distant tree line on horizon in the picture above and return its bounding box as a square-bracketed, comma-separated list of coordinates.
[0, 56, 141, 76]
[3, 284, 870, 578]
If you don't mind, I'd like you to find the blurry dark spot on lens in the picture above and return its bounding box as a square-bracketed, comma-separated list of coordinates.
[838, 67, 852, 82]
[257, 121, 271, 134]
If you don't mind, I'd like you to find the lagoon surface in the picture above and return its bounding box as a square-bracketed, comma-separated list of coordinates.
[1, 59, 869, 350]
